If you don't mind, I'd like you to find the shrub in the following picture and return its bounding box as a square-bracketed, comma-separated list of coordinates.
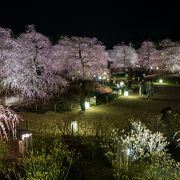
[0, 141, 10, 170]
[113, 120, 168, 160]
[6, 140, 74, 180]
[115, 152, 180, 180]
[102, 120, 176, 179]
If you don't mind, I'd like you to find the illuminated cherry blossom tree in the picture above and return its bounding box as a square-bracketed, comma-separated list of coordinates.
[48, 44, 69, 78]
[2, 25, 67, 99]
[0, 105, 22, 140]
[158, 39, 180, 72]
[0, 27, 14, 77]
[164, 47, 180, 72]
[159, 39, 179, 49]
[58, 36, 109, 80]
[137, 41, 159, 70]
[109, 42, 138, 71]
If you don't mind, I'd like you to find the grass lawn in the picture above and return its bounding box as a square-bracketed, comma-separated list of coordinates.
[2, 74, 180, 179]
[18, 84, 180, 138]
[14, 84, 180, 179]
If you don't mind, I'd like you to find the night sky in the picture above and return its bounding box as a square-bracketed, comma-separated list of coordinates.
[0, 1, 180, 49]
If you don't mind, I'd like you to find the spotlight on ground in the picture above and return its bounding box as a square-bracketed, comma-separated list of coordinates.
[159, 79, 163, 84]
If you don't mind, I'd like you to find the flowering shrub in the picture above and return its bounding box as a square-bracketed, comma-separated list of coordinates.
[103, 120, 180, 179]
[113, 120, 168, 160]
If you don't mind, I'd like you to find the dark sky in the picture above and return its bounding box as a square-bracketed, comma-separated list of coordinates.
[0, 1, 180, 49]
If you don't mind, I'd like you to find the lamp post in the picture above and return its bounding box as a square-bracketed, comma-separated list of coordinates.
[85, 101, 90, 109]
[159, 79, 163, 84]
[18, 129, 32, 155]
[124, 90, 129, 97]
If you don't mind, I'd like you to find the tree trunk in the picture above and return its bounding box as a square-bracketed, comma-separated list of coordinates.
[35, 103, 38, 112]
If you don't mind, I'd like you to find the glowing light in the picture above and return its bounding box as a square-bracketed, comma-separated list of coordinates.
[71, 121, 78, 133]
[172, 66, 175, 69]
[22, 133, 32, 141]
[156, 67, 159, 70]
[159, 79, 163, 84]
[116, 84, 120, 88]
[120, 81, 124, 86]
[127, 149, 130, 156]
[103, 72, 107, 75]
[124, 90, 129, 97]
[85, 101, 90, 109]
[98, 76, 102, 80]
[102, 76, 106, 79]
[150, 66, 153, 69]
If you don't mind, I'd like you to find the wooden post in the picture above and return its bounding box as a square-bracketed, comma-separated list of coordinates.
[94, 96, 96, 106]
[26, 121, 29, 130]
[54, 103, 57, 112]
[116, 143, 128, 168]
[18, 140, 25, 155]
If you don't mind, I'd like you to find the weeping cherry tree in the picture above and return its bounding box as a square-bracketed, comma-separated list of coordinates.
[109, 42, 138, 71]
[2, 25, 68, 100]
[0, 105, 22, 140]
[58, 36, 109, 81]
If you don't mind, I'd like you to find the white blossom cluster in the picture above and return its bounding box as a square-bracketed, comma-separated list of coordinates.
[112, 120, 168, 160]
[108, 43, 138, 69]
[0, 105, 23, 140]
